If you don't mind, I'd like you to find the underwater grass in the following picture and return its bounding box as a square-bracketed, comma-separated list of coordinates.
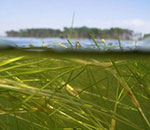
[0, 50, 150, 130]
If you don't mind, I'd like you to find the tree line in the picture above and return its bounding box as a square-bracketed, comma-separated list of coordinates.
[143, 34, 150, 39]
[6, 26, 133, 40]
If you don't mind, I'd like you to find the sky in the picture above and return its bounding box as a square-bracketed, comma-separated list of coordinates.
[0, 0, 150, 35]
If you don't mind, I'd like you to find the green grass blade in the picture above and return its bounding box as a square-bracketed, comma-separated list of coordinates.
[0, 56, 24, 67]
[67, 12, 75, 47]
[115, 30, 122, 51]
[67, 39, 73, 47]
[89, 34, 100, 48]
[68, 12, 75, 40]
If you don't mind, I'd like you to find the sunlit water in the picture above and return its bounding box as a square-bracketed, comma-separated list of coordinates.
[0, 37, 150, 52]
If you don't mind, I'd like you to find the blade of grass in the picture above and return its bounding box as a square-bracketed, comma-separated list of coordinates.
[1, 65, 78, 78]
[89, 34, 100, 48]
[0, 58, 48, 73]
[110, 82, 124, 130]
[67, 12, 75, 47]
[0, 56, 24, 67]
[115, 29, 122, 51]
[68, 12, 75, 40]
[67, 39, 73, 48]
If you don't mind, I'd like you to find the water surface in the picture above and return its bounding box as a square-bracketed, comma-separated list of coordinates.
[0, 37, 150, 52]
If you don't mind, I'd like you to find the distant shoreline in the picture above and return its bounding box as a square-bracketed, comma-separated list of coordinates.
[6, 26, 137, 40]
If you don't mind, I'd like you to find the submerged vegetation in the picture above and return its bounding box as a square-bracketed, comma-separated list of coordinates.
[0, 50, 150, 130]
